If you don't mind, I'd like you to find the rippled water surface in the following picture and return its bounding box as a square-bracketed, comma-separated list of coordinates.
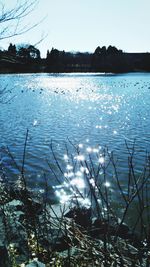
[0, 73, 150, 201]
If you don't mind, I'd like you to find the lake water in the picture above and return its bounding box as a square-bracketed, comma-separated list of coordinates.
[0, 72, 150, 207]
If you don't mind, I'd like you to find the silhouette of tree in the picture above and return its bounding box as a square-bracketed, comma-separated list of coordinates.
[46, 50, 50, 58]
[1, 41, 150, 74]
[17, 44, 40, 59]
[94, 46, 101, 55]
[101, 46, 107, 55]
[8, 43, 17, 55]
[91, 45, 124, 72]
[27, 45, 40, 59]
[46, 48, 93, 72]
[92, 46, 103, 71]
[46, 48, 65, 72]
[107, 45, 122, 55]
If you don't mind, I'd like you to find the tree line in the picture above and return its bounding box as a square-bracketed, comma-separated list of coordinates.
[0, 43, 150, 73]
[0, 1, 150, 73]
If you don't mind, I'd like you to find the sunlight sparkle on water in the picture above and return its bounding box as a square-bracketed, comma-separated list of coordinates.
[75, 155, 85, 161]
[86, 146, 99, 153]
[98, 156, 105, 164]
[64, 172, 74, 178]
[66, 164, 73, 171]
[112, 104, 119, 112]
[78, 198, 91, 208]
[104, 181, 111, 187]
[40, 76, 107, 102]
[78, 143, 83, 148]
[80, 166, 89, 174]
[86, 147, 93, 153]
[70, 178, 85, 189]
[33, 119, 38, 126]
[55, 189, 70, 204]
[93, 148, 99, 153]
[64, 154, 69, 161]
[80, 166, 85, 172]
[96, 125, 102, 129]
[76, 171, 83, 177]
[89, 178, 96, 187]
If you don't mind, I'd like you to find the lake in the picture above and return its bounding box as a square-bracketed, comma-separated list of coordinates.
[0, 72, 150, 207]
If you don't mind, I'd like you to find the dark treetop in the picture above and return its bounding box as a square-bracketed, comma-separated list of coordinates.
[1, 43, 150, 73]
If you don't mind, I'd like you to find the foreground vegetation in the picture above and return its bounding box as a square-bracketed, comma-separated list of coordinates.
[0, 135, 150, 266]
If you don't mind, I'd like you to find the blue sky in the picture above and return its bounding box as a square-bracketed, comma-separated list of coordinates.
[1, 0, 150, 57]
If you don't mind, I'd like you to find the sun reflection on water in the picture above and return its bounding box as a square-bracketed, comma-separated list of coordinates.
[98, 156, 105, 164]
[74, 155, 85, 161]
[104, 181, 111, 187]
[70, 178, 85, 189]
[53, 143, 112, 208]
[1, 73, 150, 213]
[29, 75, 124, 107]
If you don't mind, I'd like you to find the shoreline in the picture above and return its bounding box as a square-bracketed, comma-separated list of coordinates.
[0, 70, 150, 75]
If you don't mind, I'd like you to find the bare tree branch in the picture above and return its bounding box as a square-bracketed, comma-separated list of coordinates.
[0, 0, 43, 40]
